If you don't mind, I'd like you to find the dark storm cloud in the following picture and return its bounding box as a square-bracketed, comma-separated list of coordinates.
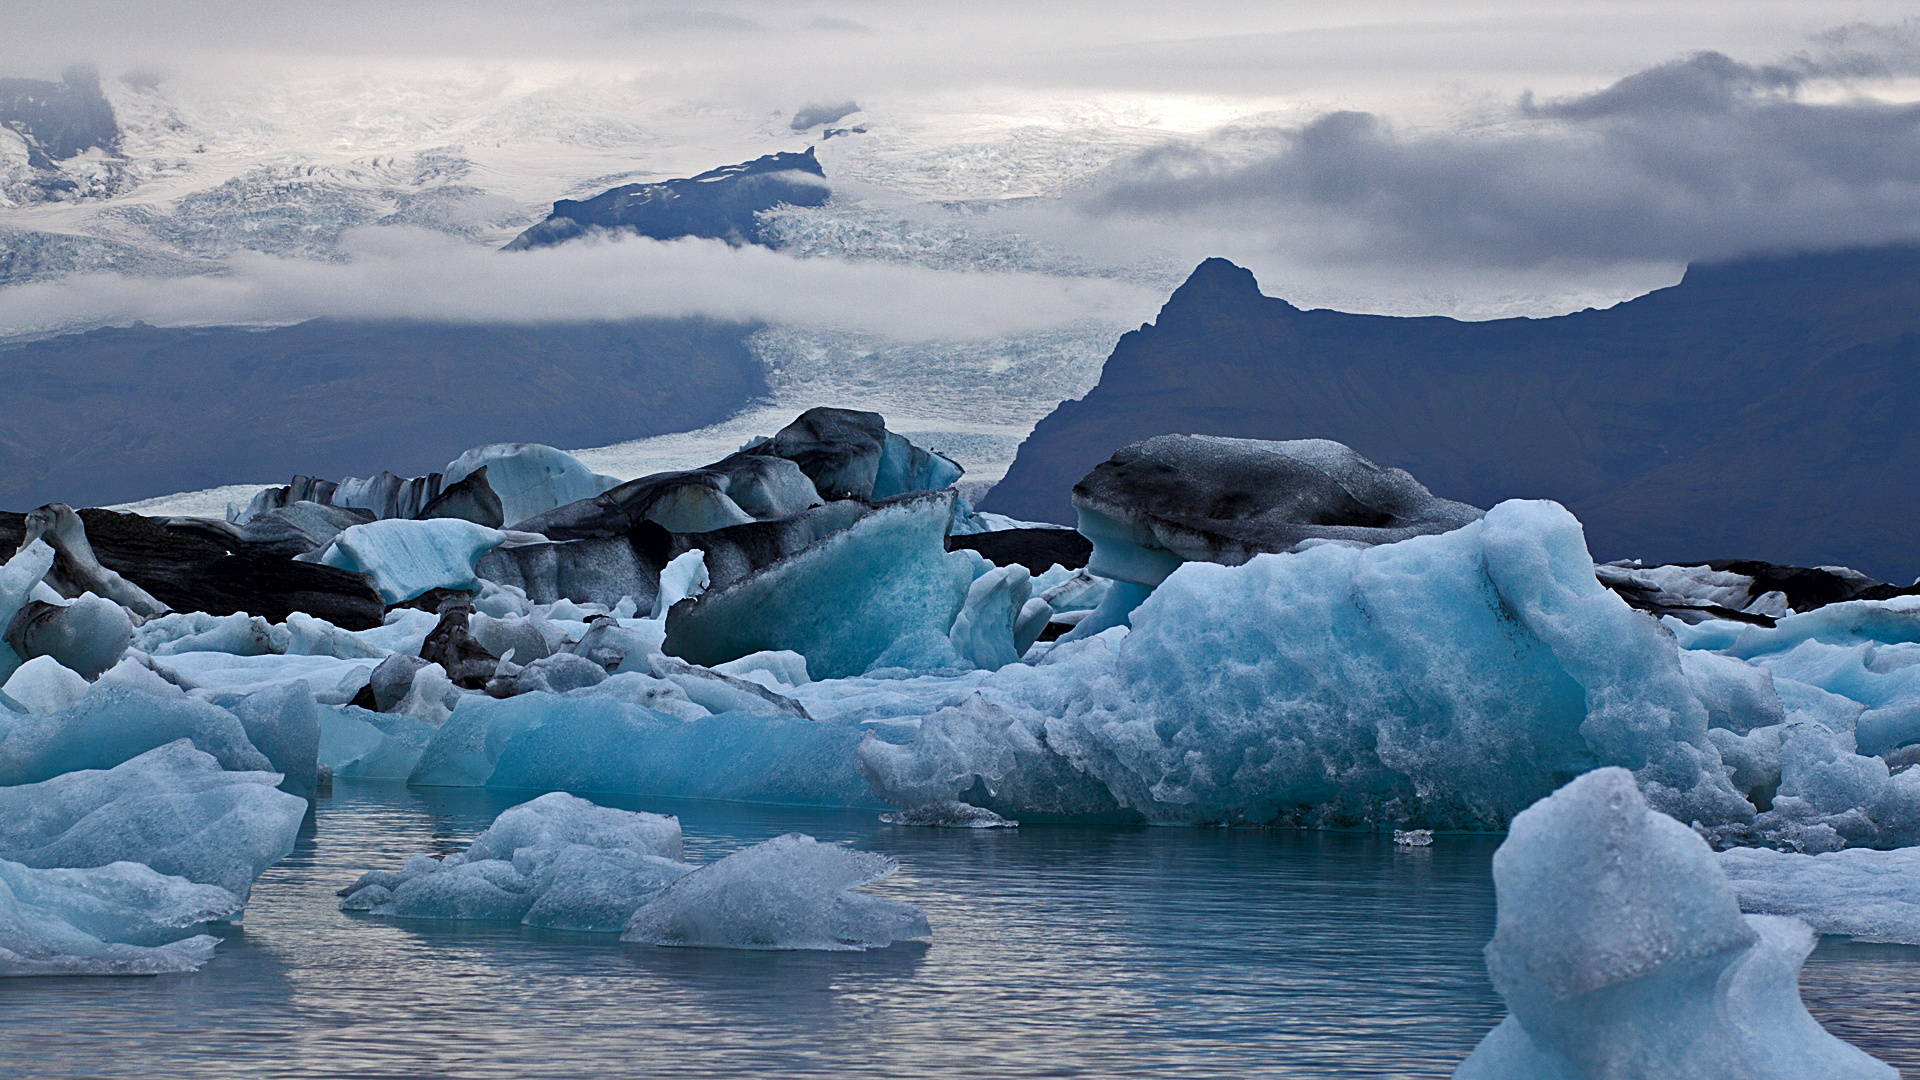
[1083, 47, 1920, 268]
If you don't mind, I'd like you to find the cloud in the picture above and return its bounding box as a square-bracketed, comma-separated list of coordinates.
[0, 228, 1160, 342]
[1075, 49, 1920, 269]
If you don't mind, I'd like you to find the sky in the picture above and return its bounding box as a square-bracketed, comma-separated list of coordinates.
[3, 1, 1918, 332]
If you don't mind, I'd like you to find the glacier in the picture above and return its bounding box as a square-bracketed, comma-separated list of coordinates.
[1454, 768, 1894, 1079]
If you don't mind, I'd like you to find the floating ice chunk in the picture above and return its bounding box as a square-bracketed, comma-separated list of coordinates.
[858, 694, 1127, 819]
[0, 740, 305, 902]
[5, 593, 133, 680]
[1053, 579, 1152, 642]
[0, 541, 56, 682]
[282, 612, 389, 660]
[1454, 768, 1893, 1079]
[577, 671, 709, 721]
[208, 683, 322, 798]
[0, 859, 240, 977]
[410, 693, 884, 806]
[880, 801, 1017, 828]
[1073, 435, 1483, 587]
[2, 656, 90, 714]
[318, 704, 437, 780]
[339, 793, 688, 931]
[443, 444, 622, 529]
[621, 833, 929, 951]
[139, 611, 289, 657]
[713, 650, 810, 689]
[1680, 650, 1785, 734]
[650, 549, 709, 619]
[664, 492, 975, 680]
[312, 519, 507, 605]
[1718, 846, 1920, 945]
[948, 564, 1048, 670]
[866, 501, 1746, 828]
[18, 504, 169, 617]
[0, 684, 271, 786]
[647, 654, 809, 718]
[1393, 829, 1433, 846]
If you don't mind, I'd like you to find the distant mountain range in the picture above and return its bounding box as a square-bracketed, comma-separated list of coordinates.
[0, 318, 764, 511]
[982, 248, 1920, 582]
[504, 149, 829, 251]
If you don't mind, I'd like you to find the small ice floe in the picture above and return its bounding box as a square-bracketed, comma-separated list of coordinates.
[1393, 829, 1434, 847]
[880, 801, 1017, 828]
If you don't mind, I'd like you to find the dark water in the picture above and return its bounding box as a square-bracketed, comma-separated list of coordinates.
[3, 782, 1916, 1079]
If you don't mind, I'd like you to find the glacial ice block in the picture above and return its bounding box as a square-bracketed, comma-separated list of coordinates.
[0, 684, 272, 786]
[0, 858, 240, 977]
[664, 491, 974, 679]
[862, 500, 1747, 827]
[318, 704, 437, 780]
[315, 519, 507, 605]
[620, 833, 929, 951]
[1453, 768, 1894, 1079]
[0, 741, 306, 902]
[409, 693, 886, 807]
[442, 444, 621, 529]
[338, 793, 689, 932]
[1072, 435, 1484, 586]
[1719, 846, 1920, 945]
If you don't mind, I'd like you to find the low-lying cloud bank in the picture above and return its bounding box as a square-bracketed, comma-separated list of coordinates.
[1077, 46, 1920, 269]
[0, 231, 1160, 342]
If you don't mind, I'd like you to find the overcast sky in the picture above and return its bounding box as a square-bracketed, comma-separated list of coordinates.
[4, 2, 1917, 329]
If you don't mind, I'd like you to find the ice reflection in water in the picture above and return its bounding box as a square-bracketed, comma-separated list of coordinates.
[3, 782, 1916, 1079]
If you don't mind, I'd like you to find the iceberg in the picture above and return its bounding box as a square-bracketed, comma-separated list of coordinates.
[0, 684, 272, 786]
[1454, 768, 1895, 1079]
[312, 519, 507, 605]
[1719, 846, 1920, 945]
[621, 833, 929, 951]
[863, 500, 1750, 828]
[442, 444, 621, 529]
[2, 655, 91, 714]
[318, 704, 438, 780]
[0, 740, 305, 902]
[0, 858, 241, 977]
[5, 593, 133, 680]
[664, 492, 975, 679]
[409, 692, 886, 807]
[338, 793, 687, 932]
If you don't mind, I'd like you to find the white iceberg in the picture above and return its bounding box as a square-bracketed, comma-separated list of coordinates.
[863, 500, 1751, 828]
[1719, 845, 1920, 945]
[0, 684, 272, 786]
[0, 858, 241, 977]
[663, 492, 975, 680]
[408, 693, 886, 808]
[442, 443, 621, 529]
[620, 833, 929, 951]
[0, 740, 306, 902]
[1454, 768, 1894, 1079]
[312, 518, 507, 605]
[338, 792, 688, 932]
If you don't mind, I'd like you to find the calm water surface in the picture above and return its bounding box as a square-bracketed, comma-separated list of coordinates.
[4, 781, 1916, 1079]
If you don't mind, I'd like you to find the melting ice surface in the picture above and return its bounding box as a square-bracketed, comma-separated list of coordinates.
[1, 781, 1916, 1079]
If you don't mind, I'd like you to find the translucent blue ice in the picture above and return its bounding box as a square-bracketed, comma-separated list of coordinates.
[314, 518, 507, 605]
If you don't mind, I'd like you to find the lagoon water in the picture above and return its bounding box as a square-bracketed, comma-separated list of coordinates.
[6, 782, 1917, 1079]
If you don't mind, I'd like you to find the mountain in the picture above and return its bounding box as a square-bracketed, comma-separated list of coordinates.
[0, 64, 117, 170]
[503, 149, 829, 251]
[981, 248, 1920, 582]
[0, 318, 765, 510]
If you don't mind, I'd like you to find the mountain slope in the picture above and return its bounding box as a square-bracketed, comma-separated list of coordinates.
[504, 149, 829, 251]
[0, 318, 764, 510]
[982, 248, 1920, 581]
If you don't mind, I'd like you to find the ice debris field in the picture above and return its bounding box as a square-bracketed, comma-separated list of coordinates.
[1, 406, 1917, 1074]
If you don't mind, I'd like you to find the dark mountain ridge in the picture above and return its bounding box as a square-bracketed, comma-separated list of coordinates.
[0, 318, 765, 511]
[0, 64, 117, 171]
[504, 148, 829, 251]
[982, 247, 1920, 582]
